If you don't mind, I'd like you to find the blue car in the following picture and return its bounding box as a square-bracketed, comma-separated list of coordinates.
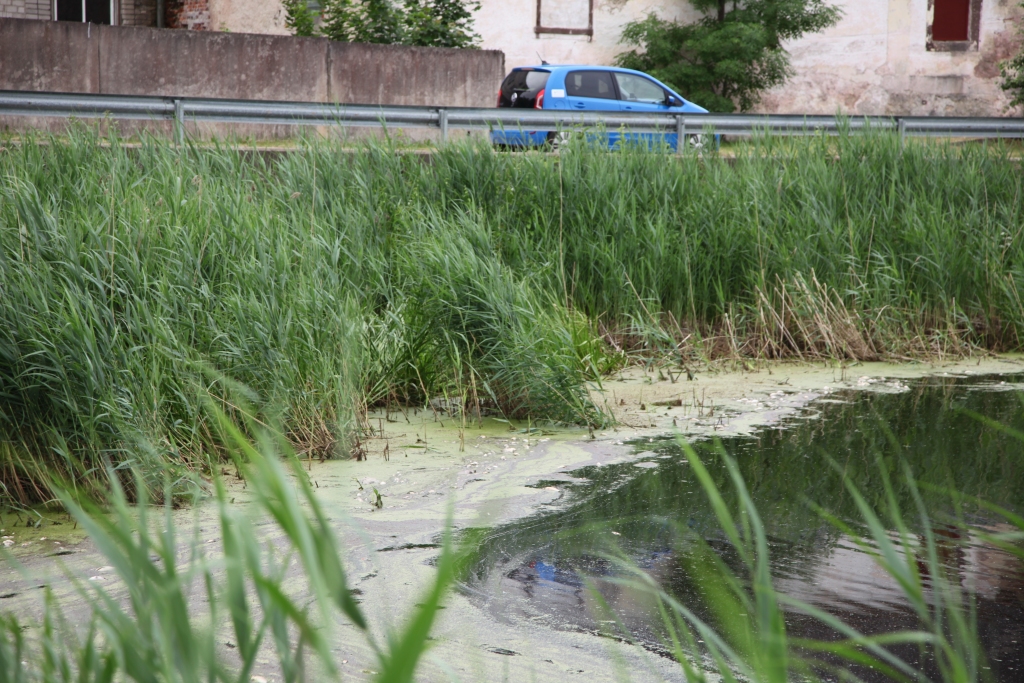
[491, 65, 710, 151]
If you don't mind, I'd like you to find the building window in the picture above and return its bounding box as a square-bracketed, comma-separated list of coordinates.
[535, 0, 593, 38]
[927, 0, 981, 51]
[55, 0, 115, 23]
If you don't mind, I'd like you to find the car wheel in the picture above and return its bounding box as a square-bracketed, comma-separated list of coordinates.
[547, 131, 573, 152]
[686, 133, 705, 152]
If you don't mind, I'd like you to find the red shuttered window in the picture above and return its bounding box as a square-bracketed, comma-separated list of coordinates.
[928, 0, 981, 51]
[932, 0, 970, 41]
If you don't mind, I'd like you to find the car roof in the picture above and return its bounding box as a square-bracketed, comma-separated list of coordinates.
[511, 65, 645, 73]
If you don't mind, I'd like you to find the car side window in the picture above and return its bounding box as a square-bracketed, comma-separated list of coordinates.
[614, 73, 667, 104]
[565, 71, 617, 99]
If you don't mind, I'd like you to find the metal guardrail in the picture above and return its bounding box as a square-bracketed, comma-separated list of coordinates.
[2, 90, 1023, 147]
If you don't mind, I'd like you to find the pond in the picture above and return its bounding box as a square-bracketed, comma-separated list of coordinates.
[464, 373, 1024, 681]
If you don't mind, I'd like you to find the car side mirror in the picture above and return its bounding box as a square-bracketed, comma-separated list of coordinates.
[665, 95, 683, 107]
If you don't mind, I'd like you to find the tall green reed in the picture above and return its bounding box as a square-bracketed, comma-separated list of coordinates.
[2, 128, 1023, 504]
[431, 131, 1024, 359]
[0, 131, 599, 504]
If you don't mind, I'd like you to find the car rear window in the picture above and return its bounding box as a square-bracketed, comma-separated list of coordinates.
[499, 70, 551, 107]
[565, 71, 616, 99]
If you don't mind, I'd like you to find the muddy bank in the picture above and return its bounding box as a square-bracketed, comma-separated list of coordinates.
[2, 356, 1023, 681]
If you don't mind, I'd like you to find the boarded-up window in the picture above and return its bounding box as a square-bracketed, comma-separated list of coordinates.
[535, 0, 593, 37]
[928, 0, 981, 50]
[932, 0, 969, 41]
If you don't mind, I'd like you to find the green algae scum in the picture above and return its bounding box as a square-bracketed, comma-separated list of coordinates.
[1, 130, 1024, 681]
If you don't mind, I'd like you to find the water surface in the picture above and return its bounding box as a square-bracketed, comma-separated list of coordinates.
[466, 374, 1024, 681]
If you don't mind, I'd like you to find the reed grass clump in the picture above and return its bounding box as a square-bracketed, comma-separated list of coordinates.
[441, 132, 1024, 359]
[2, 128, 1023, 504]
[0, 133, 600, 504]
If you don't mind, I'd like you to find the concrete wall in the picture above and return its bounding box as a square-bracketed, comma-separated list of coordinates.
[0, 17, 504, 138]
[97, 24, 330, 100]
[0, 19, 102, 93]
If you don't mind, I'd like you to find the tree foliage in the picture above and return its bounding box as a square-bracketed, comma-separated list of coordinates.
[320, 0, 405, 44]
[284, 0, 480, 48]
[1000, 2, 1024, 113]
[403, 0, 481, 49]
[283, 0, 319, 37]
[615, 0, 842, 112]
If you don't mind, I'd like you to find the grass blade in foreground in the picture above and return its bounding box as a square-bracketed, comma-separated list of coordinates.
[589, 438, 992, 683]
[0, 398, 463, 683]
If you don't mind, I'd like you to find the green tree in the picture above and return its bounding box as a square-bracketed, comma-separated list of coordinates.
[284, 0, 481, 49]
[403, 0, 481, 48]
[283, 0, 319, 37]
[615, 0, 842, 112]
[1000, 2, 1024, 113]
[320, 0, 405, 44]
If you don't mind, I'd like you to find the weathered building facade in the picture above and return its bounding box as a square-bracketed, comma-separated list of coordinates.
[473, 0, 1023, 116]
[0, 0, 286, 32]
[2, 0, 1020, 115]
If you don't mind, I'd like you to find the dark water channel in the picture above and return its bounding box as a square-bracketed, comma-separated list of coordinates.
[464, 374, 1024, 681]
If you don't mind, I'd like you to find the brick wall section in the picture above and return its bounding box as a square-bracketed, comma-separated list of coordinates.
[0, 0, 50, 20]
[166, 0, 209, 30]
[121, 0, 158, 26]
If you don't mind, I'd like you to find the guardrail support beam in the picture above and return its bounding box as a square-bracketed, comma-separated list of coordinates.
[174, 99, 184, 146]
[439, 108, 448, 145]
[675, 116, 685, 155]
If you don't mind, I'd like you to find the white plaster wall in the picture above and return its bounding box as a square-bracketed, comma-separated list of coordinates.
[210, 0, 289, 35]
[758, 0, 1024, 115]
[473, 0, 699, 71]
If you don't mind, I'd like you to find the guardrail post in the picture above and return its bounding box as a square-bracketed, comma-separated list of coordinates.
[675, 116, 685, 155]
[897, 117, 906, 151]
[438, 108, 448, 145]
[173, 99, 184, 146]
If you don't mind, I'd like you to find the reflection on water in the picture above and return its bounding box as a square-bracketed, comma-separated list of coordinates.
[465, 374, 1024, 681]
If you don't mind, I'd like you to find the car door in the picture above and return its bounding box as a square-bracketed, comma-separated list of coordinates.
[562, 70, 621, 147]
[613, 72, 674, 149]
[563, 70, 621, 112]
